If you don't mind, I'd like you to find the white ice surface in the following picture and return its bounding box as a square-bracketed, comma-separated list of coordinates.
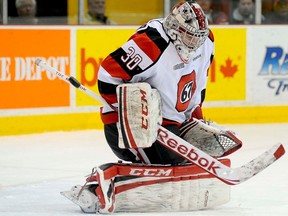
[0, 124, 288, 216]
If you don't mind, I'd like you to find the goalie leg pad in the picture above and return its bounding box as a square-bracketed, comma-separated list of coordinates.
[95, 166, 116, 213]
[115, 174, 230, 212]
[112, 160, 231, 212]
[62, 161, 231, 213]
[117, 82, 162, 149]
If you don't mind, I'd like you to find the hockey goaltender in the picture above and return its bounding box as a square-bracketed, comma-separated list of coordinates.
[57, 0, 285, 214]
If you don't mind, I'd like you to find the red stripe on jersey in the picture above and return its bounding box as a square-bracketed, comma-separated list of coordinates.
[191, 105, 203, 120]
[131, 32, 161, 62]
[162, 119, 181, 127]
[100, 93, 117, 105]
[100, 109, 118, 124]
[101, 55, 131, 80]
[208, 30, 214, 42]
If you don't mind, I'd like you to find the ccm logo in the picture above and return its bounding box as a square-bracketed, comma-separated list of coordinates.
[140, 89, 148, 129]
[130, 168, 172, 176]
[157, 128, 220, 174]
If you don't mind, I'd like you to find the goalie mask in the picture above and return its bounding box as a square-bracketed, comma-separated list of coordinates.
[163, 1, 209, 63]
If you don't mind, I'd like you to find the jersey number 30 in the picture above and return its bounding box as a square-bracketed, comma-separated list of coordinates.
[121, 47, 142, 70]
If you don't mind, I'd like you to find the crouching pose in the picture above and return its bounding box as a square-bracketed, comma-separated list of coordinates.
[62, 1, 242, 213]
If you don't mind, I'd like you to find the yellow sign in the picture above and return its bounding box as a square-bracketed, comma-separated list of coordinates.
[76, 28, 247, 105]
[206, 28, 246, 101]
[76, 28, 136, 106]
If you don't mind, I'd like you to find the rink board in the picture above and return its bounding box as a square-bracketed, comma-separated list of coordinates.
[0, 26, 288, 135]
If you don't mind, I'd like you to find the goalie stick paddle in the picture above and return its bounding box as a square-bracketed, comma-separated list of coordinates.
[35, 58, 285, 185]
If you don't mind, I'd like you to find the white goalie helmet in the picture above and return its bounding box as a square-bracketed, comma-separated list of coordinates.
[163, 1, 209, 63]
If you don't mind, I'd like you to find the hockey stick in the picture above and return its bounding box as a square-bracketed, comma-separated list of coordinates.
[35, 58, 285, 185]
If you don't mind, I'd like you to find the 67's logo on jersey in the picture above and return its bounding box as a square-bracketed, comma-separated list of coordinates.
[176, 72, 196, 112]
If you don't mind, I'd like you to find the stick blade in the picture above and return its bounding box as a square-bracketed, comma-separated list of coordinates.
[274, 143, 285, 159]
[235, 143, 285, 184]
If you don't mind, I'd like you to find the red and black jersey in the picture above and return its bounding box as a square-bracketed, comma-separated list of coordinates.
[98, 19, 214, 126]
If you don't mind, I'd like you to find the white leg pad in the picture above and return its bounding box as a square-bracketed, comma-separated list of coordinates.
[62, 161, 231, 213]
[114, 175, 230, 212]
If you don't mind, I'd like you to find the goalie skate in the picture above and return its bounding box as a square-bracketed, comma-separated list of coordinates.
[61, 185, 100, 213]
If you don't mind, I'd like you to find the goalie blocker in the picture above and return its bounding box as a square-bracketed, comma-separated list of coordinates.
[61, 160, 231, 214]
